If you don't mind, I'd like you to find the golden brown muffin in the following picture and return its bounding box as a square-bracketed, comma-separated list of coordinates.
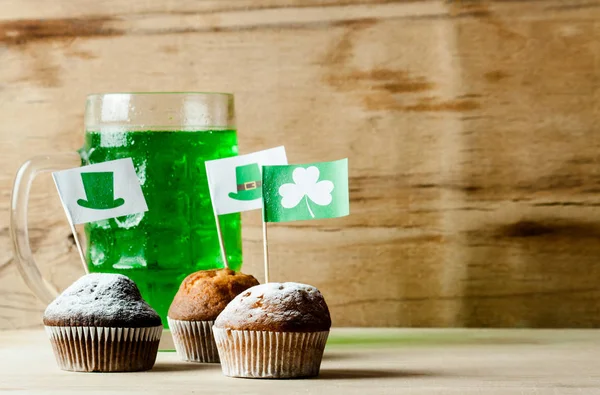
[214, 282, 331, 332]
[168, 269, 259, 321]
[213, 282, 331, 378]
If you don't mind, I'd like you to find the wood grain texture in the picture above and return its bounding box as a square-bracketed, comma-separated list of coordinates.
[1, 0, 599, 329]
[1, 329, 600, 394]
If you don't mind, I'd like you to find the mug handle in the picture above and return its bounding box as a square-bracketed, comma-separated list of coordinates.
[10, 153, 82, 304]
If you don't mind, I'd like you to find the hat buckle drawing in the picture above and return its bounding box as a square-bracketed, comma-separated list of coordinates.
[228, 163, 263, 201]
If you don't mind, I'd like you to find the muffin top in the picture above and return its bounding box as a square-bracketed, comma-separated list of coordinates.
[214, 282, 331, 332]
[43, 273, 161, 328]
[168, 269, 260, 321]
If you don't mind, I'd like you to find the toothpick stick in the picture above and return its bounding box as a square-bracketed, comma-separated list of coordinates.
[262, 217, 270, 283]
[205, 166, 229, 269]
[68, 218, 88, 274]
[54, 183, 89, 275]
[212, 210, 229, 269]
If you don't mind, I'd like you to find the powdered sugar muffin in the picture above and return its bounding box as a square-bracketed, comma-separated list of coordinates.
[43, 273, 162, 372]
[167, 268, 259, 363]
[213, 282, 331, 378]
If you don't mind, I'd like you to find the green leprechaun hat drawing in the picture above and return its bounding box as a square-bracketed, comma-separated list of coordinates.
[228, 163, 263, 201]
[77, 172, 125, 210]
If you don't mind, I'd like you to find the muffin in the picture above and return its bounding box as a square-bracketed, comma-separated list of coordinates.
[43, 273, 162, 372]
[167, 268, 259, 363]
[213, 282, 331, 379]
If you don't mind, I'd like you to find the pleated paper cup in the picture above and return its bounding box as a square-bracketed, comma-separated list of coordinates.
[45, 325, 162, 372]
[167, 317, 219, 363]
[213, 328, 329, 378]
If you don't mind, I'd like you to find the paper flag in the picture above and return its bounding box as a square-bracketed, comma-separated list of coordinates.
[52, 158, 148, 225]
[262, 158, 349, 223]
[205, 146, 288, 215]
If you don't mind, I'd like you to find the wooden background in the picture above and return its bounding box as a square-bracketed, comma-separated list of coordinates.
[1, 0, 599, 329]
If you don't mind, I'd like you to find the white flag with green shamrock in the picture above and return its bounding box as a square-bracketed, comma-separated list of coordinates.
[262, 158, 349, 222]
[52, 158, 148, 225]
[205, 146, 288, 215]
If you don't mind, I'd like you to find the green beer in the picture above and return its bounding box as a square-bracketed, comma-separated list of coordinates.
[79, 130, 242, 326]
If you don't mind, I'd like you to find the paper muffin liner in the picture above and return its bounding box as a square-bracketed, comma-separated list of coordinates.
[45, 325, 162, 372]
[213, 328, 329, 378]
[167, 317, 219, 363]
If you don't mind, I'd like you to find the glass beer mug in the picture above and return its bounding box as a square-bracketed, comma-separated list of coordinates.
[10, 93, 242, 326]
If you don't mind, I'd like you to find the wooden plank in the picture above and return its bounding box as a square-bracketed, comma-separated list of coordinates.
[0, 329, 599, 394]
[447, 0, 600, 327]
[1, 0, 600, 329]
[0, 1, 434, 21]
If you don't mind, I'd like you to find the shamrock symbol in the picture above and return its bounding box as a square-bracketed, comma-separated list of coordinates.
[279, 166, 334, 218]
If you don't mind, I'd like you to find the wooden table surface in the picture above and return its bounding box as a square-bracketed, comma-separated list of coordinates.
[1, 328, 599, 394]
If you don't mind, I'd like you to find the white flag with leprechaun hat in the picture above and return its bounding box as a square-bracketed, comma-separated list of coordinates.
[52, 158, 148, 225]
[205, 146, 288, 215]
[52, 157, 148, 274]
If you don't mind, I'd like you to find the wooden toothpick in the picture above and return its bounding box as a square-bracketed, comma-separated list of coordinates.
[205, 168, 229, 269]
[68, 222, 89, 275]
[212, 211, 229, 269]
[262, 218, 269, 283]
